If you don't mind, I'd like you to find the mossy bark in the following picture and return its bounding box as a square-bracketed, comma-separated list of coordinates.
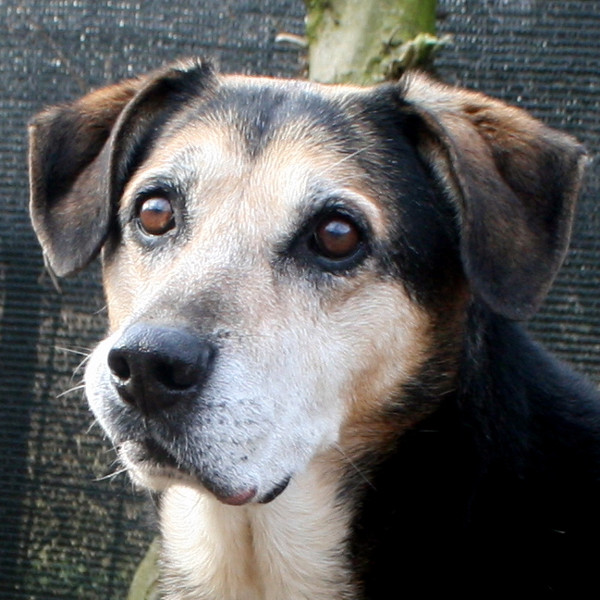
[306, 0, 439, 84]
[127, 537, 161, 600]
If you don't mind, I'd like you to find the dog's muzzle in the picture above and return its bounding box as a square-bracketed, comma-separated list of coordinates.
[107, 323, 216, 415]
[99, 323, 292, 505]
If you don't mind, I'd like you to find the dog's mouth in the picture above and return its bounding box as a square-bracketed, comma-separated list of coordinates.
[119, 438, 290, 505]
[130, 437, 178, 466]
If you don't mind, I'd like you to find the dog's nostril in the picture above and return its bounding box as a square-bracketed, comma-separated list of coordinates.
[154, 356, 206, 390]
[107, 350, 132, 382]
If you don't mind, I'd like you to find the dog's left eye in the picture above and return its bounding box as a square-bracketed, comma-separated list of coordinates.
[312, 214, 363, 261]
[136, 197, 175, 236]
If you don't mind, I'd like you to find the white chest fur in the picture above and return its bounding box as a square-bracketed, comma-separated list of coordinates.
[159, 463, 354, 600]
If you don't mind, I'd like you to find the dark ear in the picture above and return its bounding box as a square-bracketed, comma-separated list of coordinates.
[28, 76, 143, 277]
[402, 73, 587, 320]
[28, 59, 216, 277]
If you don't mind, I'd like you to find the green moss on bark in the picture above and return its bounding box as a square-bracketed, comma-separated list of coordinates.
[305, 0, 442, 84]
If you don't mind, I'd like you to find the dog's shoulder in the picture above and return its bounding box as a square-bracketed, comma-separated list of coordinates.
[351, 306, 600, 596]
[462, 308, 600, 475]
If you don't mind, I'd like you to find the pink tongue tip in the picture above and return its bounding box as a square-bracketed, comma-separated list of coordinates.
[217, 487, 257, 506]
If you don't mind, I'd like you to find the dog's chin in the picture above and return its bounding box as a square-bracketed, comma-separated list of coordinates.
[118, 440, 290, 506]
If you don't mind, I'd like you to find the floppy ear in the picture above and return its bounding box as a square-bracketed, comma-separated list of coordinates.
[28, 77, 143, 277]
[402, 74, 587, 320]
[28, 59, 216, 277]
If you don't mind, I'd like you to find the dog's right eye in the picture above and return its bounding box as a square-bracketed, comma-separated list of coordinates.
[136, 197, 175, 236]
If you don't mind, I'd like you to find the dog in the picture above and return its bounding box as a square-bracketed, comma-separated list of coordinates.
[29, 59, 600, 598]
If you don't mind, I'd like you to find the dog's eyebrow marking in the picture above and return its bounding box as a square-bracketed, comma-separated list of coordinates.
[121, 134, 240, 209]
[286, 182, 386, 243]
[117, 115, 393, 289]
[318, 143, 377, 177]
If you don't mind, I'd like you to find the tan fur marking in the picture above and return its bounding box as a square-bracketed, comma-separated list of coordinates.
[160, 459, 354, 600]
[336, 283, 431, 457]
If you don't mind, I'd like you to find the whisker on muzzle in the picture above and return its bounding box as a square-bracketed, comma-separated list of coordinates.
[56, 383, 86, 399]
[86, 418, 105, 436]
[94, 466, 130, 482]
[54, 345, 93, 357]
[54, 345, 93, 380]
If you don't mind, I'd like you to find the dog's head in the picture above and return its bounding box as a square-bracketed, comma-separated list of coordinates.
[29, 59, 585, 504]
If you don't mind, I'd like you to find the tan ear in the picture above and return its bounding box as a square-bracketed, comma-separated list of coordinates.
[402, 73, 587, 320]
[28, 59, 216, 277]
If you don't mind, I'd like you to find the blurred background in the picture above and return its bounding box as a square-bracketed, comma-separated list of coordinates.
[1, 1, 599, 597]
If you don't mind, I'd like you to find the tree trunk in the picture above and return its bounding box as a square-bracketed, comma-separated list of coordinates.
[306, 0, 439, 85]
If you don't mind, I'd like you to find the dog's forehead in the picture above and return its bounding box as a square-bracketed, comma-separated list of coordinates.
[205, 74, 367, 139]
[161, 75, 370, 156]
[124, 76, 388, 229]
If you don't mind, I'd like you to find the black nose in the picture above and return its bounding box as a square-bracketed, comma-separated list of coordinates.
[107, 323, 216, 414]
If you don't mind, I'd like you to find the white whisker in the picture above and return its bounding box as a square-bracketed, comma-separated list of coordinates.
[320, 143, 376, 176]
[54, 346, 91, 356]
[334, 443, 376, 490]
[56, 383, 86, 399]
[95, 466, 129, 482]
[73, 355, 92, 378]
[86, 418, 103, 435]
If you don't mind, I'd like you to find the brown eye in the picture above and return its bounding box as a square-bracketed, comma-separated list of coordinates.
[313, 215, 362, 260]
[137, 197, 175, 236]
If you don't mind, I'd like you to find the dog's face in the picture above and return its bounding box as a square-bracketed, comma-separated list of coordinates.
[85, 74, 453, 504]
[29, 60, 585, 505]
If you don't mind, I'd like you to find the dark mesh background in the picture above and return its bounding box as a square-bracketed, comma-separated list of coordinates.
[1, 1, 598, 598]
